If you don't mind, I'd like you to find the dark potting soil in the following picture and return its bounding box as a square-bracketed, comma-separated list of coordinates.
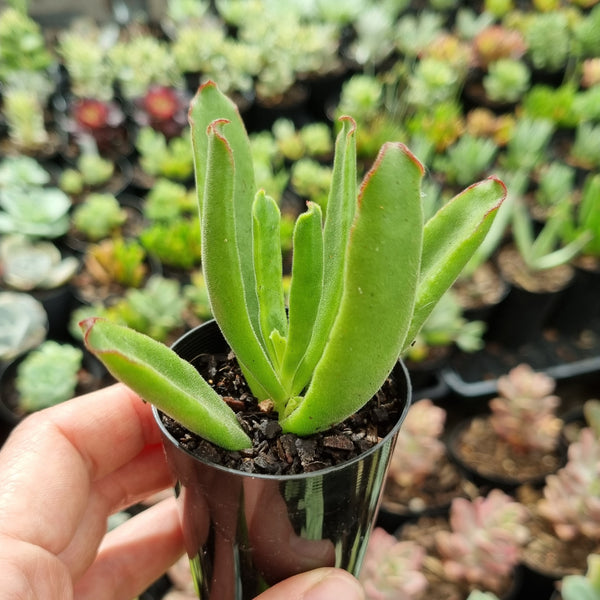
[160, 351, 405, 476]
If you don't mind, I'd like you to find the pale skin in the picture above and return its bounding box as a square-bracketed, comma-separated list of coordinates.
[0, 384, 364, 600]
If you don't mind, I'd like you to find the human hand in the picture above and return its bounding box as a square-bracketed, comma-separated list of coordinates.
[0, 383, 364, 600]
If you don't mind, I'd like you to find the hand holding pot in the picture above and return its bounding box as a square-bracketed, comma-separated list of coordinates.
[0, 383, 364, 600]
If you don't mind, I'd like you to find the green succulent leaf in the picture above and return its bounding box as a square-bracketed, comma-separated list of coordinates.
[201, 120, 286, 408]
[279, 201, 324, 391]
[403, 177, 507, 352]
[252, 189, 287, 366]
[281, 143, 425, 435]
[81, 81, 506, 450]
[80, 317, 252, 451]
[289, 116, 357, 395]
[189, 80, 262, 346]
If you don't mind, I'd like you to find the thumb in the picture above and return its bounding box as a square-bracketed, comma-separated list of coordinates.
[254, 567, 365, 600]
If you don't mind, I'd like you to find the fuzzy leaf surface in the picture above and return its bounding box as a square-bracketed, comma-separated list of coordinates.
[252, 190, 287, 366]
[281, 143, 424, 435]
[80, 318, 252, 450]
[279, 202, 324, 391]
[290, 117, 357, 395]
[189, 81, 262, 345]
[201, 121, 286, 406]
[403, 177, 507, 352]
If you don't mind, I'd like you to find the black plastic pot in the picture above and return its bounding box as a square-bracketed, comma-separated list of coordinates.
[546, 262, 600, 336]
[153, 320, 412, 600]
[484, 283, 564, 349]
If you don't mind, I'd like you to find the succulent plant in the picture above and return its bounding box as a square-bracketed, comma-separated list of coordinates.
[346, 3, 400, 68]
[581, 58, 600, 88]
[522, 83, 580, 128]
[290, 159, 332, 207]
[472, 25, 527, 68]
[406, 100, 465, 152]
[360, 527, 428, 600]
[433, 133, 498, 187]
[0, 235, 79, 291]
[171, 21, 227, 74]
[396, 11, 445, 58]
[572, 4, 600, 59]
[272, 119, 333, 161]
[0, 155, 50, 188]
[569, 122, 600, 170]
[538, 427, 600, 542]
[139, 217, 202, 271]
[132, 85, 190, 139]
[336, 74, 384, 125]
[0, 291, 48, 362]
[58, 149, 116, 195]
[561, 553, 600, 600]
[142, 178, 196, 222]
[454, 8, 495, 40]
[387, 398, 446, 488]
[0, 7, 53, 81]
[0, 182, 72, 239]
[535, 162, 576, 209]
[435, 489, 530, 594]
[525, 11, 571, 72]
[66, 97, 129, 157]
[56, 24, 115, 101]
[76, 152, 115, 187]
[483, 58, 531, 104]
[488, 363, 562, 453]
[81, 81, 505, 451]
[71, 192, 128, 241]
[15, 340, 84, 412]
[83, 237, 148, 288]
[511, 189, 592, 272]
[104, 275, 187, 343]
[134, 127, 194, 182]
[407, 57, 461, 107]
[108, 34, 182, 100]
[2, 80, 51, 151]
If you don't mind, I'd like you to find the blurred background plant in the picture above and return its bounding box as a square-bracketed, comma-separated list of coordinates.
[14, 340, 83, 413]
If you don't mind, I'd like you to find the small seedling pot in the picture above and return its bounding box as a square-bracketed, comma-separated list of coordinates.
[153, 319, 412, 600]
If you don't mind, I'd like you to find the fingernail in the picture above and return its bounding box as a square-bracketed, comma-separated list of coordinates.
[303, 569, 365, 600]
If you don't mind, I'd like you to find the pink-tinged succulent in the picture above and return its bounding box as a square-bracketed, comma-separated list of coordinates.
[538, 428, 600, 542]
[73, 98, 124, 132]
[360, 527, 428, 600]
[436, 490, 530, 594]
[69, 97, 129, 157]
[489, 363, 562, 453]
[582, 58, 600, 89]
[387, 398, 446, 487]
[135, 85, 189, 139]
[472, 26, 527, 68]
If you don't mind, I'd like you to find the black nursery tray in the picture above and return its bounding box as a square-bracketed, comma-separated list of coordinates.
[441, 320, 600, 398]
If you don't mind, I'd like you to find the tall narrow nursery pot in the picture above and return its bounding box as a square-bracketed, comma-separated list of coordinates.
[153, 319, 412, 600]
